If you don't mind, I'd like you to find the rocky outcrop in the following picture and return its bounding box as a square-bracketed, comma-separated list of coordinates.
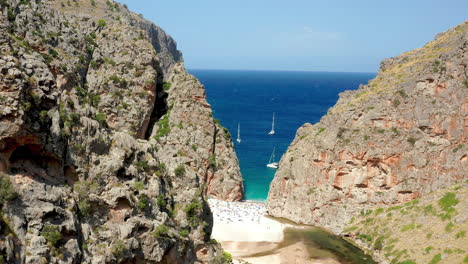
[152, 63, 244, 202]
[267, 22, 468, 234]
[0, 0, 241, 263]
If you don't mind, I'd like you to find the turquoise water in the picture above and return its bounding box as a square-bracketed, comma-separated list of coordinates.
[190, 70, 375, 201]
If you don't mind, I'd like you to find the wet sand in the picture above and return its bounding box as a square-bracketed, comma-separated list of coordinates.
[228, 241, 341, 264]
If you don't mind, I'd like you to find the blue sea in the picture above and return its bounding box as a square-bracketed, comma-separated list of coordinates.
[189, 70, 375, 201]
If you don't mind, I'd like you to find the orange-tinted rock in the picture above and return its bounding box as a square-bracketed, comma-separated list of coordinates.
[267, 22, 468, 233]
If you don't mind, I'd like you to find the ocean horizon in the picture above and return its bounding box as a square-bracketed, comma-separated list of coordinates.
[189, 68, 376, 74]
[190, 69, 376, 201]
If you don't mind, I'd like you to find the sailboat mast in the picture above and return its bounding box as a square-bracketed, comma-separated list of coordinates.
[272, 112, 275, 131]
[268, 147, 275, 163]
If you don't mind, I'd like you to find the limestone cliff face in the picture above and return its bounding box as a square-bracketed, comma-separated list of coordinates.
[0, 0, 241, 263]
[153, 64, 244, 202]
[267, 22, 468, 233]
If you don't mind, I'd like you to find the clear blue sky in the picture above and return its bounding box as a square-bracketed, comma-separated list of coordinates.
[119, 0, 467, 72]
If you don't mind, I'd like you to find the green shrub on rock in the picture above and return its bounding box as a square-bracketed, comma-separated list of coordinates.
[174, 165, 185, 177]
[374, 236, 384, 250]
[222, 252, 232, 262]
[184, 201, 202, 217]
[135, 160, 149, 172]
[407, 136, 417, 146]
[78, 199, 91, 216]
[439, 192, 458, 211]
[39, 110, 49, 123]
[137, 194, 149, 211]
[133, 181, 145, 191]
[157, 195, 166, 208]
[95, 112, 107, 126]
[41, 225, 62, 247]
[48, 48, 58, 58]
[69, 112, 80, 125]
[184, 200, 203, 226]
[153, 113, 171, 141]
[162, 82, 171, 91]
[213, 251, 233, 264]
[0, 174, 17, 207]
[455, 231, 465, 239]
[97, 19, 106, 28]
[153, 224, 169, 238]
[429, 253, 442, 264]
[179, 229, 189, 237]
[357, 233, 372, 243]
[208, 155, 217, 169]
[88, 93, 101, 107]
[73, 180, 100, 216]
[7, 7, 15, 22]
[111, 240, 127, 259]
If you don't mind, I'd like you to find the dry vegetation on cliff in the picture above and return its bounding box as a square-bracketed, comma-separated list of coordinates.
[344, 183, 468, 264]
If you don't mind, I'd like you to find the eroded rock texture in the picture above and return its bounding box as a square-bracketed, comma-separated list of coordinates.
[0, 0, 242, 263]
[267, 22, 468, 233]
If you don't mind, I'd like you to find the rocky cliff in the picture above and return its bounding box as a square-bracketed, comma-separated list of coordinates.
[267, 21, 467, 235]
[0, 0, 242, 263]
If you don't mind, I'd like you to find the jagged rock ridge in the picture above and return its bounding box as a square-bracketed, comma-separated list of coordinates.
[0, 0, 242, 263]
[267, 22, 467, 233]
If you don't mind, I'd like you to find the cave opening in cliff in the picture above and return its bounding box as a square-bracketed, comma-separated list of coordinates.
[109, 197, 133, 222]
[144, 81, 169, 140]
[116, 167, 133, 180]
[9, 144, 64, 184]
[115, 198, 132, 210]
[42, 210, 66, 226]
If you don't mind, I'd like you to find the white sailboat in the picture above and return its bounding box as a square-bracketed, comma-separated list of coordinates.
[268, 112, 275, 135]
[266, 147, 279, 169]
[236, 123, 241, 143]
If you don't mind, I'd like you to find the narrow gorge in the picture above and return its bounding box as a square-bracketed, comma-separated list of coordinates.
[1, 0, 466, 264]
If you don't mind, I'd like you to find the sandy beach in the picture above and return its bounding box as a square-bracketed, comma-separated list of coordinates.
[208, 199, 341, 264]
[208, 198, 286, 243]
[208, 198, 285, 263]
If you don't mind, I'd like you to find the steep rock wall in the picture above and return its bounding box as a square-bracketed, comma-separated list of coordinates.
[0, 0, 241, 263]
[267, 22, 468, 233]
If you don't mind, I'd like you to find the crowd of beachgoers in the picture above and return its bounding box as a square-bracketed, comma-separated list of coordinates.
[208, 198, 268, 224]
